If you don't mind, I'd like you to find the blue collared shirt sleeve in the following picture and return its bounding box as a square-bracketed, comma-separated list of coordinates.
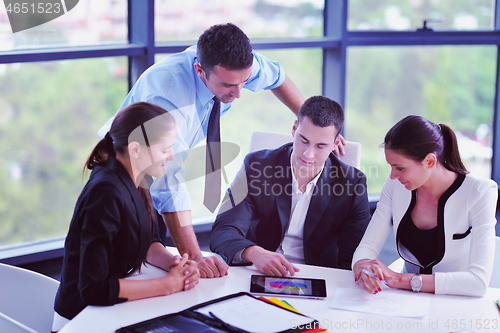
[244, 51, 286, 92]
[149, 145, 192, 214]
[148, 101, 193, 214]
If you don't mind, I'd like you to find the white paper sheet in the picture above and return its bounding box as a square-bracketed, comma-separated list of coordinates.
[195, 295, 315, 333]
[330, 287, 430, 318]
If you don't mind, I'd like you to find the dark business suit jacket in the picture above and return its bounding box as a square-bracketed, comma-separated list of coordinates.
[54, 156, 157, 320]
[210, 143, 371, 270]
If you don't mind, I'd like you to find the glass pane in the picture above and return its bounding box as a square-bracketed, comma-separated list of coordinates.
[157, 48, 322, 219]
[348, 0, 493, 31]
[345, 46, 496, 195]
[155, 0, 324, 42]
[0, 0, 127, 52]
[0, 58, 127, 247]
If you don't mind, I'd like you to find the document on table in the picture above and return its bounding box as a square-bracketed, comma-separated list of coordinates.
[195, 294, 313, 333]
[330, 287, 430, 318]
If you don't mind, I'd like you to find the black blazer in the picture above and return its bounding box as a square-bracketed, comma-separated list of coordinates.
[210, 143, 371, 269]
[54, 157, 155, 320]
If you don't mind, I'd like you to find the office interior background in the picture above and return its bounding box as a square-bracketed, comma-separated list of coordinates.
[1, 0, 500, 279]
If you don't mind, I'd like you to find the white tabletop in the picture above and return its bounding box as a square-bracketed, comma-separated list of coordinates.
[60, 257, 500, 333]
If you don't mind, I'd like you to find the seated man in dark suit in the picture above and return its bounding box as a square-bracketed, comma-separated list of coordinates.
[210, 96, 371, 276]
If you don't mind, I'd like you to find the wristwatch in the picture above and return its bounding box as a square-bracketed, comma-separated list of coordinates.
[410, 273, 423, 292]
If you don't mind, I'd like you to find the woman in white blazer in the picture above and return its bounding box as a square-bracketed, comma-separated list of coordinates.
[352, 115, 497, 297]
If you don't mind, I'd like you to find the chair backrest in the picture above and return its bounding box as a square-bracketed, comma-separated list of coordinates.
[490, 236, 500, 288]
[387, 257, 404, 272]
[0, 263, 60, 333]
[248, 130, 362, 169]
[0, 313, 37, 333]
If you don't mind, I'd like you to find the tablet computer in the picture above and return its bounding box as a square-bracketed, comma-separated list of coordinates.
[250, 275, 327, 299]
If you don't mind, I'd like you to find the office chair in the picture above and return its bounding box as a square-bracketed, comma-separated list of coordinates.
[0, 263, 60, 333]
[388, 236, 500, 288]
[248, 130, 362, 169]
[0, 312, 37, 333]
[387, 257, 404, 272]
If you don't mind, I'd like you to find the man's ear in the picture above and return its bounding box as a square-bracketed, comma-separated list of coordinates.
[334, 134, 342, 147]
[194, 63, 205, 76]
[292, 120, 298, 137]
[331, 134, 342, 152]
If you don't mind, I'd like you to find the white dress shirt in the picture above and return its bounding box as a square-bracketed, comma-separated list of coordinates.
[276, 155, 323, 263]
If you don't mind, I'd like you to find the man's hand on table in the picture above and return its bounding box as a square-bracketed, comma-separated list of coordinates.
[194, 255, 229, 278]
[242, 245, 300, 277]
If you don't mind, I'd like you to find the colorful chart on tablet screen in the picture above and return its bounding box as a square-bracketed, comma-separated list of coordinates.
[265, 278, 312, 295]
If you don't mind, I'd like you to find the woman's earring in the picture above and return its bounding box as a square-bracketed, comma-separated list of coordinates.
[428, 167, 432, 171]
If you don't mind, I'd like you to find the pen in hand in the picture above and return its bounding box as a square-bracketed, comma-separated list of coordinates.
[361, 268, 388, 285]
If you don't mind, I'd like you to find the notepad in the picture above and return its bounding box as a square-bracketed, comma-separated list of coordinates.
[195, 294, 309, 333]
[330, 287, 430, 318]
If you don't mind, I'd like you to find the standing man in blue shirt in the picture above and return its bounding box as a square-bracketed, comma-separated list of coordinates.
[99, 23, 324, 278]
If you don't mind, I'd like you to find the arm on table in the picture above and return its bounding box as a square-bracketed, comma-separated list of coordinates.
[351, 176, 398, 293]
[351, 176, 433, 294]
[242, 245, 299, 277]
[211, 160, 298, 277]
[357, 181, 497, 296]
[119, 254, 199, 302]
[354, 259, 435, 294]
[162, 211, 228, 278]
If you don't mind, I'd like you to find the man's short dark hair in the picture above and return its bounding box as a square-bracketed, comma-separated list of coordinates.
[297, 96, 344, 137]
[197, 23, 253, 74]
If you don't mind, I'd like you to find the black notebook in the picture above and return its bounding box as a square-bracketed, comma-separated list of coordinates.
[116, 292, 319, 333]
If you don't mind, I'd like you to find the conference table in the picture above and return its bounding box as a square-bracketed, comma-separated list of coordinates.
[60, 250, 500, 333]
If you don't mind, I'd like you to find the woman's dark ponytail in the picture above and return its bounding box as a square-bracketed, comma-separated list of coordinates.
[84, 102, 174, 173]
[385, 115, 468, 175]
[85, 132, 116, 171]
[439, 124, 467, 174]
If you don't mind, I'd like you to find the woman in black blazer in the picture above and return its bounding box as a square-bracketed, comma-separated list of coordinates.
[52, 102, 199, 331]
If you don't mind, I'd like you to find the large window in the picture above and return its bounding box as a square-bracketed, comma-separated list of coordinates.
[348, 0, 494, 31]
[0, 58, 127, 246]
[154, 0, 324, 42]
[1, 0, 499, 256]
[0, 0, 127, 52]
[345, 46, 496, 194]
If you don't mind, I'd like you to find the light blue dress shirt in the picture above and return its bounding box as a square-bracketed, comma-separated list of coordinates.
[98, 46, 286, 213]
